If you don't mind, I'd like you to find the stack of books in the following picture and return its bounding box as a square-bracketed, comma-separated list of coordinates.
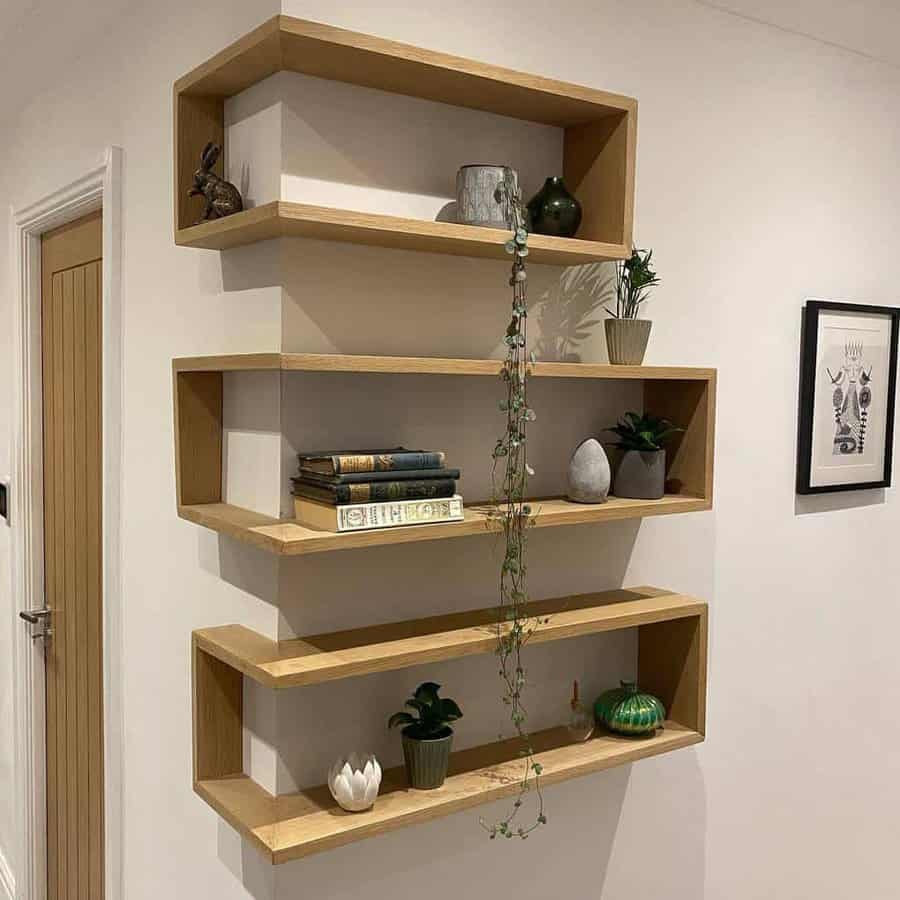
[292, 448, 464, 533]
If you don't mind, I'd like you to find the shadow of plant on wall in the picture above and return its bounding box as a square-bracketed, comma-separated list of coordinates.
[532, 263, 615, 362]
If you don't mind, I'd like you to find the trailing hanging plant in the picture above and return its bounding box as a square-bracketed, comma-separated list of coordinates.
[480, 174, 547, 841]
[605, 247, 660, 319]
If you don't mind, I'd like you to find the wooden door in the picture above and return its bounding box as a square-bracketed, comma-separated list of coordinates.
[41, 211, 104, 900]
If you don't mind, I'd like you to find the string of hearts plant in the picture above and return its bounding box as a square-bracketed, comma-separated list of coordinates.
[480, 177, 547, 841]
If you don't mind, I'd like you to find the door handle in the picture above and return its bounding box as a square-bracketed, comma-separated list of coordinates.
[20, 607, 52, 642]
[19, 607, 52, 625]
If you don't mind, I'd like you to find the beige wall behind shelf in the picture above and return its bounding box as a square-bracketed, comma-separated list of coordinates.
[0, 1, 899, 899]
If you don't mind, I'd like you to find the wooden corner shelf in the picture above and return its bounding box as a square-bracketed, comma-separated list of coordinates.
[172, 353, 716, 555]
[174, 201, 630, 264]
[174, 16, 637, 260]
[198, 724, 702, 864]
[192, 587, 708, 862]
[178, 495, 709, 556]
[195, 587, 708, 688]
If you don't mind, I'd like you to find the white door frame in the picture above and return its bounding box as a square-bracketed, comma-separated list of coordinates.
[9, 147, 124, 900]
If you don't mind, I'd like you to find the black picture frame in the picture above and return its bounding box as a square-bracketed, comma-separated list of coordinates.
[797, 300, 900, 494]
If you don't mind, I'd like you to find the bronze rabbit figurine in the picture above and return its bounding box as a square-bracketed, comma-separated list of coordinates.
[189, 142, 243, 223]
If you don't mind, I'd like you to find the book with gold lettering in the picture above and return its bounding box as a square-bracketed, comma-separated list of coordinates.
[298, 448, 446, 475]
[294, 494, 464, 533]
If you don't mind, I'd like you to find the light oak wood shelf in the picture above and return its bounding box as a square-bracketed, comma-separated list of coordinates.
[173, 351, 715, 381]
[198, 723, 702, 864]
[174, 201, 630, 263]
[174, 17, 637, 259]
[179, 495, 709, 556]
[192, 587, 708, 863]
[173, 352, 716, 554]
[173, 353, 716, 554]
[195, 587, 707, 687]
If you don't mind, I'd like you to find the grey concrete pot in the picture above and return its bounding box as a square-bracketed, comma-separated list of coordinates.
[605, 319, 652, 365]
[402, 727, 453, 790]
[456, 165, 518, 228]
[567, 438, 611, 503]
[614, 449, 666, 500]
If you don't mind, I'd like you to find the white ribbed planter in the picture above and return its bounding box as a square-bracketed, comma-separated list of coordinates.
[605, 319, 652, 365]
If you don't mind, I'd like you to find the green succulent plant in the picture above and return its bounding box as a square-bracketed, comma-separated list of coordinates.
[388, 682, 463, 739]
[606, 412, 683, 452]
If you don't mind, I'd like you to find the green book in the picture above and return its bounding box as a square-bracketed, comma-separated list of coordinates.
[293, 478, 457, 506]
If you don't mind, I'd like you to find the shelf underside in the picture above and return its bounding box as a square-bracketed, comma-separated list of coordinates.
[173, 351, 716, 381]
[174, 201, 629, 262]
[197, 722, 702, 864]
[195, 587, 705, 687]
[179, 494, 710, 556]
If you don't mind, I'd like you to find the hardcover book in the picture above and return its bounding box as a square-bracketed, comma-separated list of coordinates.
[294, 467, 461, 486]
[294, 494, 465, 533]
[298, 448, 446, 475]
[293, 478, 457, 506]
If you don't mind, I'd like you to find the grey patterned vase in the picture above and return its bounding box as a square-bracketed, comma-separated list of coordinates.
[605, 319, 652, 365]
[613, 449, 666, 500]
[402, 727, 454, 789]
[456, 165, 518, 229]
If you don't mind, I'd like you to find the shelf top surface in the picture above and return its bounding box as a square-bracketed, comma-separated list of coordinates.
[173, 202, 629, 263]
[194, 586, 706, 688]
[176, 16, 635, 127]
[173, 350, 716, 381]
[178, 495, 711, 556]
[197, 721, 701, 863]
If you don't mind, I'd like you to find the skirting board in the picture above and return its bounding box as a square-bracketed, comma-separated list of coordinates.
[0, 845, 15, 900]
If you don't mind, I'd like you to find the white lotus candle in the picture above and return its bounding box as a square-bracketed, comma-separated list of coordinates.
[327, 753, 382, 812]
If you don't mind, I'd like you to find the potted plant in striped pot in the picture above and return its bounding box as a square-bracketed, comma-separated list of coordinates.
[604, 247, 660, 365]
[389, 682, 463, 790]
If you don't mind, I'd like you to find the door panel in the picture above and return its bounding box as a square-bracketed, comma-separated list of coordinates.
[41, 211, 103, 900]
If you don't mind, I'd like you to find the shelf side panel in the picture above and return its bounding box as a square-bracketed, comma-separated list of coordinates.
[175, 94, 225, 232]
[564, 110, 633, 247]
[644, 377, 715, 501]
[193, 640, 243, 781]
[174, 371, 223, 506]
[637, 608, 708, 735]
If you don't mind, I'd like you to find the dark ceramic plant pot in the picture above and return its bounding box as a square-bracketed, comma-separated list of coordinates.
[613, 449, 666, 500]
[402, 726, 453, 789]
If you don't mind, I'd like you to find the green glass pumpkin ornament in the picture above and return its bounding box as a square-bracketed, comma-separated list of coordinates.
[594, 681, 666, 736]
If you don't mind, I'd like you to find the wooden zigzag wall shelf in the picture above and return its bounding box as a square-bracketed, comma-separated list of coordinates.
[175, 17, 713, 867]
[173, 15, 637, 262]
[193, 587, 708, 863]
[172, 353, 716, 555]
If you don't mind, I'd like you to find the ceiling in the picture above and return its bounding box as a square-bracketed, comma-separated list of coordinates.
[698, 0, 900, 66]
[0, 0, 898, 122]
[0, 0, 137, 120]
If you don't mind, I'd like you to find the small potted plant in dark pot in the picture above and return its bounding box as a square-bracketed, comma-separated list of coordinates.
[604, 247, 660, 365]
[389, 682, 463, 790]
[606, 412, 683, 500]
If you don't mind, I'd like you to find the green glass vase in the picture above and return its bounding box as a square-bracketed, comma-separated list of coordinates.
[526, 176, 582, 238]
[594, 681, 666, 736]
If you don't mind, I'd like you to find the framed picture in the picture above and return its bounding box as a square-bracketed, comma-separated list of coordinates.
[797, 300, 900, 494]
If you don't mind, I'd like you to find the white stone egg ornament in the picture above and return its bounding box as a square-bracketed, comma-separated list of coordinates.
[328, 753, 382, 812]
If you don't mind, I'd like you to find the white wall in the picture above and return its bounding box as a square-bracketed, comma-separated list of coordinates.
[1, 1, 899, 899]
